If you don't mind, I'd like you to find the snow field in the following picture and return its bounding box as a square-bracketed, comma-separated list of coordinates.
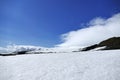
[0, 50, 120, 80]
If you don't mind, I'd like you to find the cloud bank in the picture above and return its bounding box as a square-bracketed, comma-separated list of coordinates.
[0, 44, 43, 54]
[57, 13, 120, 48]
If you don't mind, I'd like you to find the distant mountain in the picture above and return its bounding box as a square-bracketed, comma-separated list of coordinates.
[1, 37, 120, 56]
[81, 37, 120, 51]
[0, 45, 45, 56]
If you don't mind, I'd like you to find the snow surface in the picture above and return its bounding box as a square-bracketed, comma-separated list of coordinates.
[0, 50, 120, 80]
[90, 46, 106, 51]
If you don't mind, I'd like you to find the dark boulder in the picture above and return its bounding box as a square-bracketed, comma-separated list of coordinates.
[16, 51, 28, 54]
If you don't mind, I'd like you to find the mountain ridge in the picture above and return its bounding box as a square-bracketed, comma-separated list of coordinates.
[82, 37, 120, 51]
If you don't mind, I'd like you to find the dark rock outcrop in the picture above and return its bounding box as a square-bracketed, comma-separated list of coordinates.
[14, 51, 28, 55]
[81, 37, 120, 51]
[82, 44, 98, 51]
[99, 37, 120, 50]
[0, 51, 28, 56]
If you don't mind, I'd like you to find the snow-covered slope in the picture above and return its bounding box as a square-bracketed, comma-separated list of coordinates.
[0, 50, 120, 80]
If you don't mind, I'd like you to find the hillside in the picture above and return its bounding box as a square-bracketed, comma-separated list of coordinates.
[0, 37, 120, 56]
[99, 37, 120, 50]
[82, 37, 120, 51]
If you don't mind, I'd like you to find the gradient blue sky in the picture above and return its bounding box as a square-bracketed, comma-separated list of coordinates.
[0, 0, 120, 47]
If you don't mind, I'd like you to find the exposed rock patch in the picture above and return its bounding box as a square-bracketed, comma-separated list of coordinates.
[81, 37, 120, 51]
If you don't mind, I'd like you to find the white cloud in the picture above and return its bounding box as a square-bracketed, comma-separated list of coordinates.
[57, 13, 120, 48]
[0, 44, 43, 54]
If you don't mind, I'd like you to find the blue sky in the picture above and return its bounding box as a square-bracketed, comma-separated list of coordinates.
[0, 0, 120, 47]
